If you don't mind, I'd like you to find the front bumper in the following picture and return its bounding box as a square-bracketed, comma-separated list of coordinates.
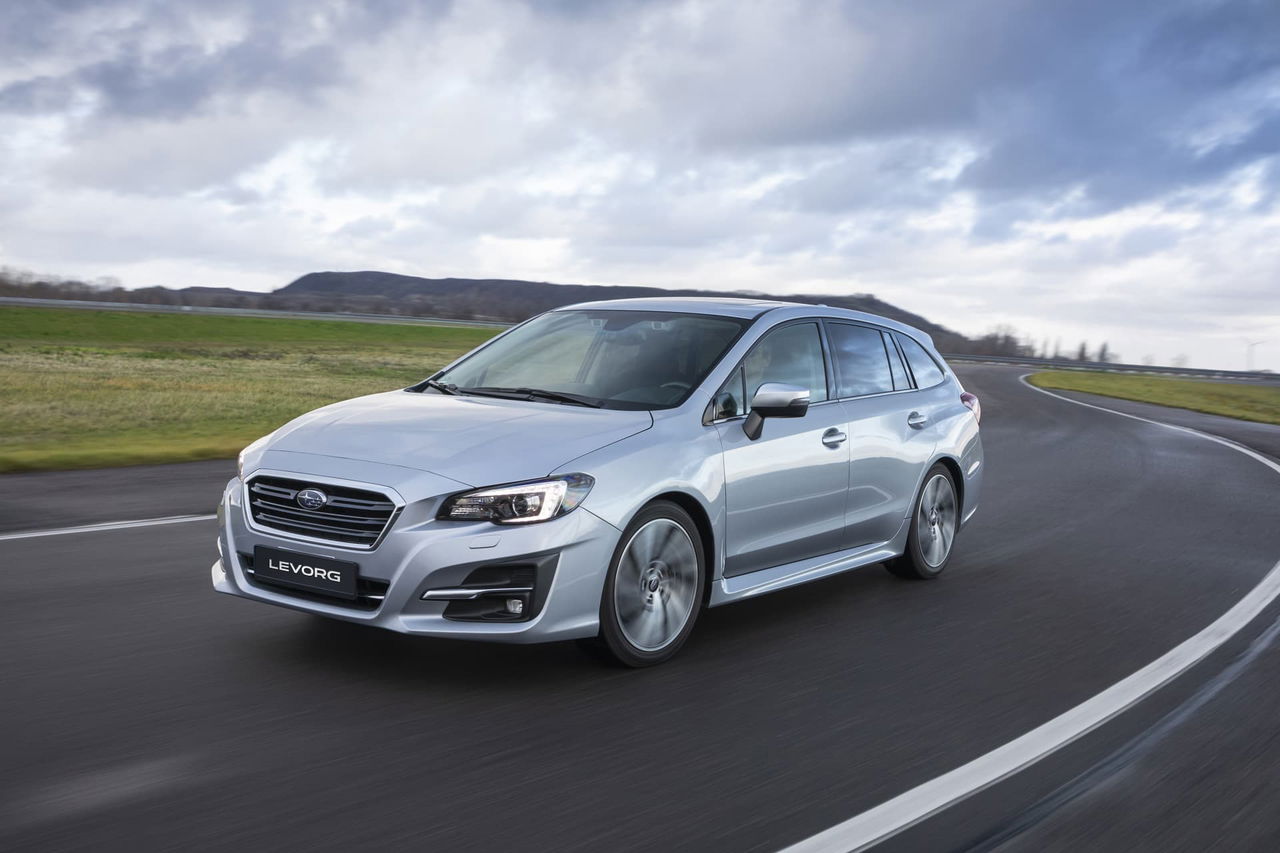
[212, 475, 620, 643]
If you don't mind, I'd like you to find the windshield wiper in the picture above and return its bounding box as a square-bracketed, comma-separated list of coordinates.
[466, 386, 604, 408]
[419, 379, 459, 395]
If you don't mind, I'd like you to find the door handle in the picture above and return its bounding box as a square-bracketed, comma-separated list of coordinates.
[822, 428, 847, 447]
[907, 411, 928, 429]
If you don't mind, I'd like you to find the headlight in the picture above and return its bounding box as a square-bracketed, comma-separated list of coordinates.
[237, 449, 247, 481]
[437, 474, 595, 524]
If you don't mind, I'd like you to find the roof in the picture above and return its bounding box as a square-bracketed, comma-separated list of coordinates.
[553, 295, 932, 344]
[555, 296, 793, 319]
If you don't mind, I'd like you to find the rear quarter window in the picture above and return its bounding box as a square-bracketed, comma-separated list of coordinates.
[895, 334, 946, 389]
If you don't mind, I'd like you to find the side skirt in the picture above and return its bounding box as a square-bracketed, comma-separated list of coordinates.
[709, 519, 911, 607]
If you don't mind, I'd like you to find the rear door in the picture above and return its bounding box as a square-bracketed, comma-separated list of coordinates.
[714, 321, 851, 576]
[826, 322, 937, 547]
[894, 332, 955, 449]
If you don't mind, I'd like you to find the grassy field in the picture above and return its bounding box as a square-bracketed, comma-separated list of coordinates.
[1027, 370, 1280, 425]
[0, 306, 498, 472]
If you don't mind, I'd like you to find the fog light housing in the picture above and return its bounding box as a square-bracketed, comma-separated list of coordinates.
[426, 562, 556, 623]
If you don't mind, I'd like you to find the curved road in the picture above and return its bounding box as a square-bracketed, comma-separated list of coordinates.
[2, 365, 1278, 851]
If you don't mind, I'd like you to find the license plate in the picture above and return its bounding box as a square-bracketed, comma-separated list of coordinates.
[253, 546, 358, 600]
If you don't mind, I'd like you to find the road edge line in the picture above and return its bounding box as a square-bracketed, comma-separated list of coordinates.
[0, 514, 217, 542]
[779, 374, 1280, 853]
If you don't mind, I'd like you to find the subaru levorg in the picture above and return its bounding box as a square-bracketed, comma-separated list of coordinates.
[213, 297, 983, 666]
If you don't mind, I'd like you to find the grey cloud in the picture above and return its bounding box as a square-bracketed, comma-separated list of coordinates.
[75, 37, 343, 120]
[0, 0, 432, 122]
[957, 0, 1280, 214]
[0, 0, 133, 61]
[0, 76, 76, 114]
[1113, 225, 1183, 260]
[770, 141, 962, 214]
[11, 0, 1277, 217]
[333, 216, 398, 240]
[586, 0, 1280, 223]
[205, 184, 264, 206]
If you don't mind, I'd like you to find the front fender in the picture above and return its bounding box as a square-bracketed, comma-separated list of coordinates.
[552, 415, 727, 580]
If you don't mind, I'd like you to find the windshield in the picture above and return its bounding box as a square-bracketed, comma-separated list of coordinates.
[432, 310, 750, 410]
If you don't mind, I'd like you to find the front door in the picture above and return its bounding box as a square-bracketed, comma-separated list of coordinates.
[715, 321, 851, 577]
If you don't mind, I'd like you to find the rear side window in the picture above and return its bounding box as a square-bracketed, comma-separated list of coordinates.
[827, 322, 894, 398]
[883, 332, 911, 390]
[741, 322, 829, 408]
[896, 334, 946, 389]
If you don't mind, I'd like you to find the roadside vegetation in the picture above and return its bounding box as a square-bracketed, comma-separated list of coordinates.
[0, 306, 497, 472]
[1028, 370, 1280, 425]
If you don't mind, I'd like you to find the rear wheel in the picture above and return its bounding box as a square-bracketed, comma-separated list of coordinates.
[585, 500, 705, 667]
[886, 464, 959, 580]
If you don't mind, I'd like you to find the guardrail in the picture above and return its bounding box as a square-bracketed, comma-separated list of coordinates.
[943, 352, 1280, 383]
[5, 295, 1274, 382]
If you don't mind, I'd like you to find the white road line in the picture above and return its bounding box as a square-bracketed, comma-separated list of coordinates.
[781, 375, 1280, 853]
[0, 514, 216, 542]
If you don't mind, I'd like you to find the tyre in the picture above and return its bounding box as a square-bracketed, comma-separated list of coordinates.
[886, 463, 959, 580]
[586, 500, 706, 667]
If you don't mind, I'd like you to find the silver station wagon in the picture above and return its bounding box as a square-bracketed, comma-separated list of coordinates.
[213, 297, 984, 666]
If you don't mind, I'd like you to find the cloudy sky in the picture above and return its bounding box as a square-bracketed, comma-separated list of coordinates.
[2, 0, 1278, 369]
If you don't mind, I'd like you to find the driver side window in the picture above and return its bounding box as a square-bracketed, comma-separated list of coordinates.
[711, 322, 830, 420]
[741, 322, 829, 409]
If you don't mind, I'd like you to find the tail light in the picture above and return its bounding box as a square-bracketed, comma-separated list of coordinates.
[960, 392, 981, 423]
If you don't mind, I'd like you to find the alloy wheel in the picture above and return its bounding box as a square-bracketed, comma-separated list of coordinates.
[917, 473, 957, 568]
[613, 518, 699, 652]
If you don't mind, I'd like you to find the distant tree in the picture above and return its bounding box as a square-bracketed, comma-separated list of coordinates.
[1054, 338, 1063, 359]
[1076, 341, 1089, 361]
[1172, 354, 1190, 368]
[1097, 342, 1110, 363]
[969, 324, 1035, 357]
[1142, 354, 1155, 365]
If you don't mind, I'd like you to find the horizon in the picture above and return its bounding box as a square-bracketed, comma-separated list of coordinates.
[4, 264, 1274, 369]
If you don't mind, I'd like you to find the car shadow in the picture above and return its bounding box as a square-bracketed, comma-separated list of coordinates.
[260, 560, 926, 691]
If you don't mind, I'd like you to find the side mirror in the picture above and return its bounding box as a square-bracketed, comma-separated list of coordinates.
[743, 382, 810, 440]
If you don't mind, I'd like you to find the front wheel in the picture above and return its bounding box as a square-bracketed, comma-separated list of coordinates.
[886, 464, 959, 580]
[587, 500, 705, 667]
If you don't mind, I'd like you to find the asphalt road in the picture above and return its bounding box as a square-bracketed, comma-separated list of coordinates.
[1048, 388, 1280, 461]
[2, 365, 1279, 851]
[0, 459, 232, 534]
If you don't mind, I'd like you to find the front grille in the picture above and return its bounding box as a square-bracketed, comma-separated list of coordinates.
[238, 551, 388, 611]
[246, 475, 398, 547]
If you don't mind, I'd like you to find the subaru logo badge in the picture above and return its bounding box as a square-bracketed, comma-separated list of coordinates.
[296, 488, 328, 510]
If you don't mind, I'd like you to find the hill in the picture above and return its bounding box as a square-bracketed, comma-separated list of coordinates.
[2, 266, 1020, 353]
[279, 271, 969, 349]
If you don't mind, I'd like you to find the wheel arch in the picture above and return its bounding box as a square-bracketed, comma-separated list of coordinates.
[645, 491, 716, 607]
[931, 453, 965, 517]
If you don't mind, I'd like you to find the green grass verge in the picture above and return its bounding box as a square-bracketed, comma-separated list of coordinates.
[1027, 370, 1280, 426]
[0, 306, 498, 473]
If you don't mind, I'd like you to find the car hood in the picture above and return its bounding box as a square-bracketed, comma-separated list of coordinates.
[265, 390, 653, 487]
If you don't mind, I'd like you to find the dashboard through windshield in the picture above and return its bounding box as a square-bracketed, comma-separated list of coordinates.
[430, 310, 751, 410]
